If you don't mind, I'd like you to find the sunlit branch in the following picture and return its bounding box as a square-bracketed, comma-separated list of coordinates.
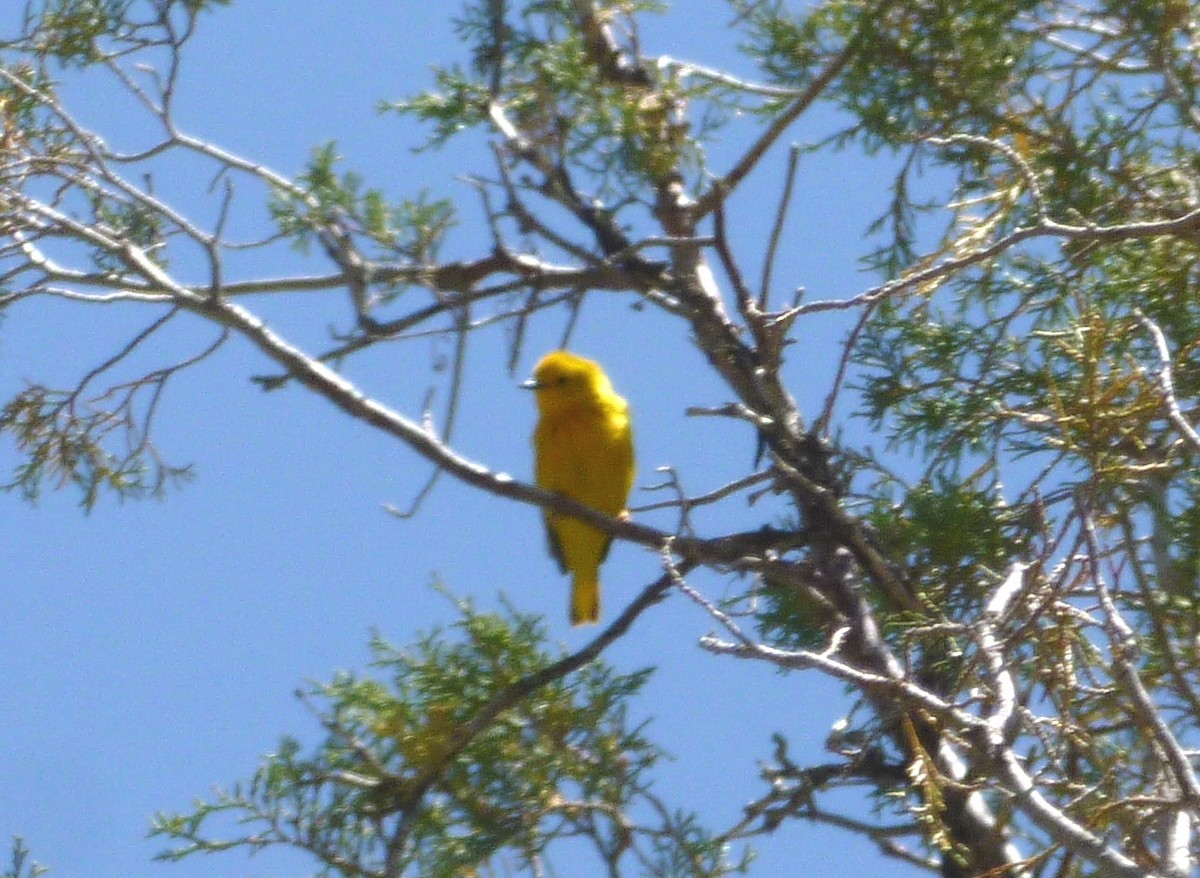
[1136, 309, 1200, 454]
[783, 205, 1200, 323]
[658, 56, 808, 97]
[1080, 504, 1200, 805]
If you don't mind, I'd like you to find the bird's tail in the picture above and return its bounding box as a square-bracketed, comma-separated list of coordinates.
[571, 573, 600, 626]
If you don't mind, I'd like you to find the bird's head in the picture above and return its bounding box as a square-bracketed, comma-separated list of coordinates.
[523, 350, 612, 415]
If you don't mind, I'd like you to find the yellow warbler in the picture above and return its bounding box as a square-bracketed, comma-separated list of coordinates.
[524, 351, 635, 625]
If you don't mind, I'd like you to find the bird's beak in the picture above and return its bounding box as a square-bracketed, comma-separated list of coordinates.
[520, 378, 540, 391]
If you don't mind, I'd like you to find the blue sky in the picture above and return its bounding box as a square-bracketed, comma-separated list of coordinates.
[2, 4, 922, 878]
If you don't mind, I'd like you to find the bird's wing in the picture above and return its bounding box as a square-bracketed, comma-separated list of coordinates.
[596, 531, 615, 565]
[542, 513, 570, 573]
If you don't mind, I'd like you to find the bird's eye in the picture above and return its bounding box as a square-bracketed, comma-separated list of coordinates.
[557, 375, 569, 386]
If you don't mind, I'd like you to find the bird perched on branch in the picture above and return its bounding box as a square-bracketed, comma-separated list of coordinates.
[524, 350, 635, 625]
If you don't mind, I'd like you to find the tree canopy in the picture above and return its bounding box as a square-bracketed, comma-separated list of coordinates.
[4, 1, 1200, 877]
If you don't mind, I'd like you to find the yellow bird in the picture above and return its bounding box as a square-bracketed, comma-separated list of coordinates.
[524, 350, 635, 625]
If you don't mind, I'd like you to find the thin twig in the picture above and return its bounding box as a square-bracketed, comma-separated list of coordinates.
[759, 144, 801, 311]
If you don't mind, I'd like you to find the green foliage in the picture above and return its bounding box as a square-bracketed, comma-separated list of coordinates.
[89, 193, 168, 274]
[269, 142, 456, 265]
[385, 0, 710, 194]
[0, 64, 80, 171]
[2, 839, 46, 878]
[151, 598, 741, 878]
[0, 383, 192, 510]
[752, 516, 843, 653]
[854, 293, 1018, 459]
[0, 68, 46, 134]
[754, 584, 836, 653]
[736, 1, 824, 86]
[742, 0, 1041, 145]
[866, 477, 1028, 615]
[386, 65, 494, 148]
[854, 237, 1200, 505]
[21, 0, 230, 66]
[23, 0, 127, 65]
